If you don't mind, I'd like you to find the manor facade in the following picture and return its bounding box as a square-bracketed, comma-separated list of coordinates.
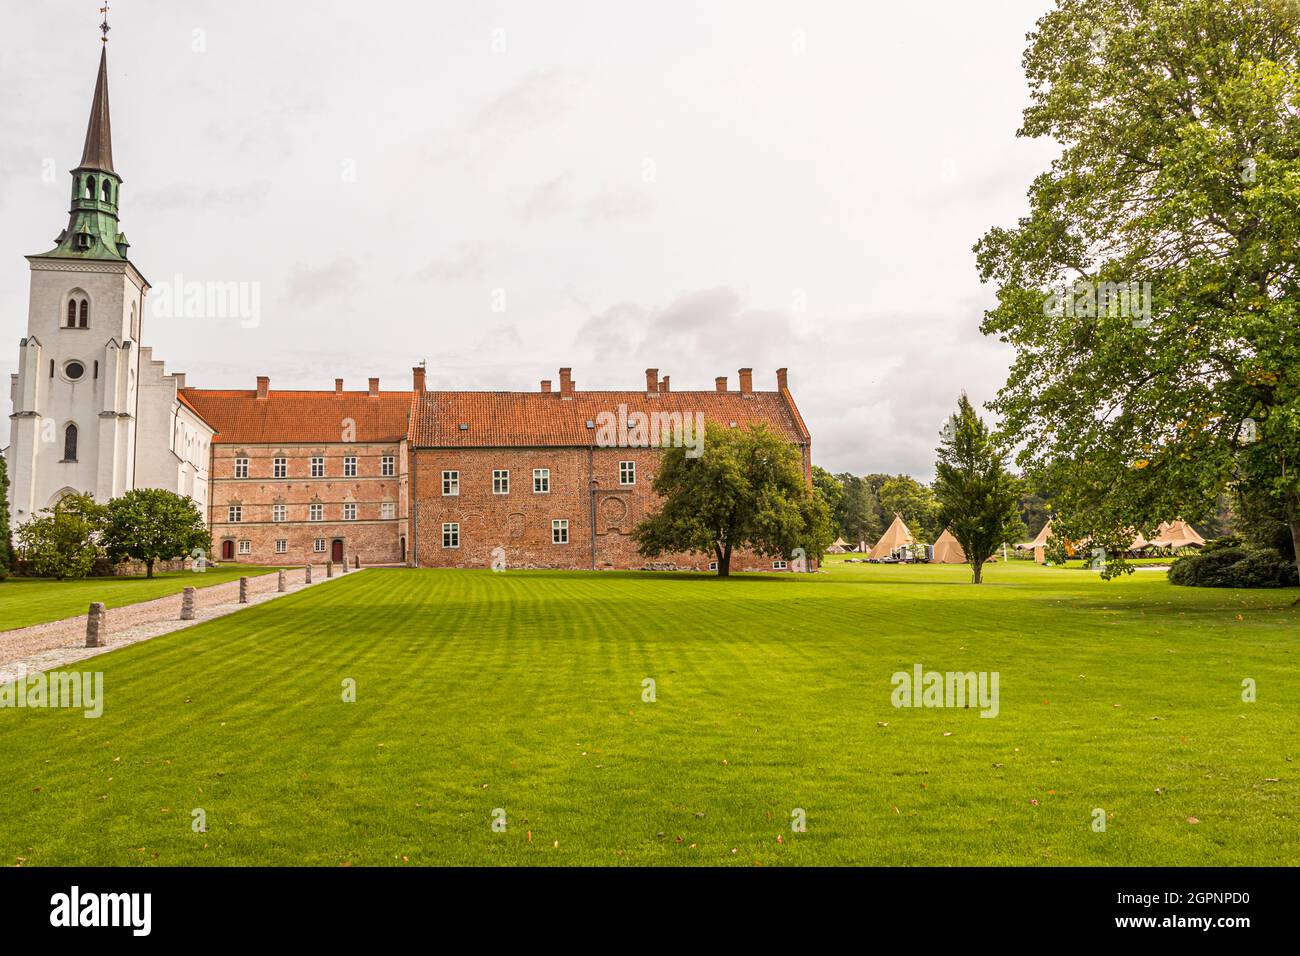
[5, 41, 813, 572]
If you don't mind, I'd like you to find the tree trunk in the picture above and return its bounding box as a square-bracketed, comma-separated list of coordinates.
[718, 542, 732, 577]
[972, 559, 983, 584]
[146, 559, 154, 579]
[1287, 490, 1300, 603]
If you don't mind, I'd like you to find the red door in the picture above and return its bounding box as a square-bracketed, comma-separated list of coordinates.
[221, 540, 234, 560]
[331, 539, 344, 562]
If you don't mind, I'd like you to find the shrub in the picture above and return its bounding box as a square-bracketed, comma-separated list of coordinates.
[1169, 540, 1299, 589]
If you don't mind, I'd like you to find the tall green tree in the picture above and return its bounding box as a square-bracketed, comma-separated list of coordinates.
[15, 492, 103, 581]
[0, 454, 12, 579]
[834, 472, 883, 545]
[933, 395, 1024, 583]
[634, 422, 832, 576]
[100, 488, 211, 578]
[974, 0, 1300, 581]
[812, 466, 844, 533]
[878, 474, 941, 543]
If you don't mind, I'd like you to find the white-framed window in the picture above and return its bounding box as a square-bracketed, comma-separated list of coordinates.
[275, 539, 288, 554]
[343, 503, 357, 521]
[552, 519, 569, 545]
[272, 504, 286, 522]
[772, 560, 788, 570]
[442, 523, 460, 549]
[344, 456, 357, 477]
[227, 505, 242, 523]
[381, 502, 395, 520]
[273, 457, 287, 478]
[381, 455, 395, 477]
[493, 469, 510, 495]
[314, 538, 326, 553]
[709, 561, 718, 571]
[234, 457, 249, 479]
[442, 471, 459, 496]
[238, 540, 251, 555]
[309, 503, 324, 522]
[533, 468, 550, 493]
[311, 456, 325, 477]
[619, 460, 636, 485]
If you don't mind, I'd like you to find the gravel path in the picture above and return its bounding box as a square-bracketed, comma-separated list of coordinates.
[0, 565, 364, 683]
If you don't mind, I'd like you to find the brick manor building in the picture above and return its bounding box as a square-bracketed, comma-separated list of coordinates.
[5, 37, 815, 572]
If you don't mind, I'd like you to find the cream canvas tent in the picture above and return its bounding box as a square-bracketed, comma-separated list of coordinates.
[1017, 519, 1054, 564]
[869, 514, 916, 560]
[932, 528, 967, 564]
[826, 537, 849, 554]
[1148, 520, 1206, 549]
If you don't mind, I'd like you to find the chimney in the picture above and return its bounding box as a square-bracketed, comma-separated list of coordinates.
[559, 367, 574, 397]
[541, 379, 552, 393]
[645, 368, 659, 393]
[256, 375, 269, 400]
[368, 377, 380, 398]
[412, 366, 426, 393]
[715, 376, 728, 392]
[335, 378, 344, 396]
[776, 367, 788, 391]
[659, 375, 670, 393]
[738, 368, 753, 395]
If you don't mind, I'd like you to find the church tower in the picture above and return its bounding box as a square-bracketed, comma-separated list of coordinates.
[8, 29, 150, 523]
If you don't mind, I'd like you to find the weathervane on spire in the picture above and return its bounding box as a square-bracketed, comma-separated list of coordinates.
[99, 3, 111, 43]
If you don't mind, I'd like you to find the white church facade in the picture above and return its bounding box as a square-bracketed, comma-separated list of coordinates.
[5, 44, 212, 528]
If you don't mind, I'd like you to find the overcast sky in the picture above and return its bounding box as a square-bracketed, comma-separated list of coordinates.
[0, 0, 1060, 477]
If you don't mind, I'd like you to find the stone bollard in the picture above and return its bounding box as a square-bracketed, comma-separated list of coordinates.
[305, 564, 313, 584]
[278, 569, 287, 592]
[239, 577, 249, 604]
[85, 602, 106, 648]
[326, 561, 334, 578]
[341, 556, 348, 574]
[354, 554, 360, 569]
[180, 586, 196, 620]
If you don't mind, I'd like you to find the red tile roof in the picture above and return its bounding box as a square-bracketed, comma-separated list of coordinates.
[180, 388, 413, 444]
[409, 390, 807, 448]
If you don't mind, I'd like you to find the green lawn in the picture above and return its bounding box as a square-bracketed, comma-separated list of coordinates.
[1, 561, 1296, 866]
[0, 566, 280, 632]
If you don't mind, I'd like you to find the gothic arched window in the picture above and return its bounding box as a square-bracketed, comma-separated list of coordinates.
[66, 300, 77, 327]
[63, 423, 78, 462]
[84, 177, 95, 200]
[101, 180, 112, 203]
[79, 300, 89, 328]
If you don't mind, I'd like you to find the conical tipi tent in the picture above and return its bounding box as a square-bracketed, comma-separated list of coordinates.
[1018, 518, 1054, 563]
[932, 527, 967, 564]
[826, 537, 849, 554]
[869, 514, 916, 559]
[1149, 520, 1206, 549]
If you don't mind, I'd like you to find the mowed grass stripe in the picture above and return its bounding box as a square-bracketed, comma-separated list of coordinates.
[0, 563, 1296, 865]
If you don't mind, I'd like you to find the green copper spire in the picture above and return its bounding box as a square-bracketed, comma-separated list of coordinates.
[37, 39, 131, 261]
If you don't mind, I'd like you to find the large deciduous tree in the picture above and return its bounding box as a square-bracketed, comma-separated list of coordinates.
[974, 0, 1300, 581]
[100, 488, 211, 578]
[634, 422, 832, 576]
[933, 394, 1025, 583]
[877, 474, 941, 543]
[15, 492, 103, 581]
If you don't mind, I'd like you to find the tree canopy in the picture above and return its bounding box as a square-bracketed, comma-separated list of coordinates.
[100, 488, 211, 578]
[975, 0, 1300, 580]
[634, 422, 832, 576]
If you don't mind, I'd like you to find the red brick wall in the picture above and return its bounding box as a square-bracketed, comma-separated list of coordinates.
[410, 445, 797, 572]
[208, 441, 409, 566]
